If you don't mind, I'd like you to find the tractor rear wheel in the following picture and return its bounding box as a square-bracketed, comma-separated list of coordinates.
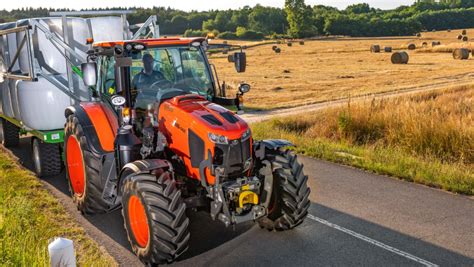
[258, 149, 311, 231]
[122, 172, 190, 265]
[64, 114, 109, 214]
[32, 137, 62, 177]
[0, 118, 19, 147]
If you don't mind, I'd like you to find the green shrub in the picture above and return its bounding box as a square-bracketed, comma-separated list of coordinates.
[183, 29, 207, 37]
[218, 31, 238, 40]
[235, 27, 265, 40]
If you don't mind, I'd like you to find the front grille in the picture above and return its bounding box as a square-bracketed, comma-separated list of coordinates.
[215, 137, 252, 178]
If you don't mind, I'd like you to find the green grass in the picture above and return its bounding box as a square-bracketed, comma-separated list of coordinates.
[251, 88, 474, 195]
[0, 150, 116, 266]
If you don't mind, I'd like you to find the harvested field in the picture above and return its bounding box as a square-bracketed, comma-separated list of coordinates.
[209, 29, 474, 110]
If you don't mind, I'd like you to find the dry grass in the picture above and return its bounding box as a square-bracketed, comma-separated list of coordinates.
[251, 87, 474, 194]
[210, 28, 474, 110]
[0, 149, 116, 266]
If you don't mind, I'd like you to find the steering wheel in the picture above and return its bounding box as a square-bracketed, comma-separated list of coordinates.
[149, 79, 173, 91]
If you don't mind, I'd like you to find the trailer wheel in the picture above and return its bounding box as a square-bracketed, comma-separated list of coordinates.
[0, 118, 19, 147]
[64, 114, 109, 214]
[257, 149, 311, 231]
[32, 137, 62, 177]
[122, 172, 190, 265]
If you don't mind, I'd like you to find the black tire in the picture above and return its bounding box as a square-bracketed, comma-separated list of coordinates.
[32, 137, 62, 177]
[122, 172, 190, 265]
[64, 114, 109, 214]
[0, 118, 19, 147]
[258, 149, 311, 231]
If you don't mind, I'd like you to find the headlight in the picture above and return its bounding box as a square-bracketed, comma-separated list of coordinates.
[208, 133, 228, 145]
[242, 129, 251, 141]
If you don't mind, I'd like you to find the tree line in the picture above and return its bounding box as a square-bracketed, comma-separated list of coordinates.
[1, 0, 474, 39]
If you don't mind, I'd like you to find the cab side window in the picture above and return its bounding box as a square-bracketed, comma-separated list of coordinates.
[101, 57, 116, 96]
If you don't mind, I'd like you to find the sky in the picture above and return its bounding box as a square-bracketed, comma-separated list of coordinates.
[2, 0, 416, 12]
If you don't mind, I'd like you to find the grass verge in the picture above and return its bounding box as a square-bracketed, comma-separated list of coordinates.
[0, 149, 116, 266]
[251, 87, 473, 195]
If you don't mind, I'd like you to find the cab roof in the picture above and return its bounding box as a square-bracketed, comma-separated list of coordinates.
[92, 37, 206, 48]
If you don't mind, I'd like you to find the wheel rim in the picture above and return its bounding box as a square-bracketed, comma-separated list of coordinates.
[32, 139, 42, 175]
[128, 195, 150, 248]
[66, 135, 85, 196]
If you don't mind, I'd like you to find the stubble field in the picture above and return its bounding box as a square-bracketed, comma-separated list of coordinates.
[209, 29, 474, 110]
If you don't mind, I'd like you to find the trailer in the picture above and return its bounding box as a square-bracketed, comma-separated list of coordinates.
[0, 10, 159, 176]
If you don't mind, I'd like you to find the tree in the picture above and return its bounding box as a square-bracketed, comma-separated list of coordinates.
[345, 3, 372, 14]
[285, 0, 317, 38]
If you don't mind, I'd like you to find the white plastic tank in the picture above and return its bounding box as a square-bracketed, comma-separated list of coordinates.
[89, 16, 128, 42]
[0, 81, 14, 118]
[17, 75, 71, 130]
[17, 17, 90, 75]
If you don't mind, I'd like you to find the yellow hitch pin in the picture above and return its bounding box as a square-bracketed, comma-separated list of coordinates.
[239, 191, 259, 208]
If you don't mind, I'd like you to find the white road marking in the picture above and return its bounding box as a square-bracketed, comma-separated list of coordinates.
[306, 214, 439, 267]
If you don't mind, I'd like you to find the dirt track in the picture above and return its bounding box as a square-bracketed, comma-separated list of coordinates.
[240, 76, 474, 123]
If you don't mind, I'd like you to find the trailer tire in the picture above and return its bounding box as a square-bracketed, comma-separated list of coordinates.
[257, 149, 311, 231]
[122, 172, 190, 265]
[64, 114, 109, 214]
[0, 118, 19, 147]
[32, 137, 62, 177]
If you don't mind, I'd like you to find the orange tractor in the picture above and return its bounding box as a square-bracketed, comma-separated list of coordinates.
[67, 37, 310, 265]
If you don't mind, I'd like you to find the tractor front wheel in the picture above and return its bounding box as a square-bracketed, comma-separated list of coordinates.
[258, 149, 311, 231]
[122, 172, 190, 265]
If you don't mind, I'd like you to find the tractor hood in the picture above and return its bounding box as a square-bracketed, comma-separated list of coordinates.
[164, 95, 249, 140]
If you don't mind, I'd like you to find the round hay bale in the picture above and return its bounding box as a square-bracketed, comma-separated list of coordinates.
[416, 33, 421, 37]
[274, 47, 281, 53]
[223, 40, 228, 44]
[384, 46, 392, 53]
[370, 44, 381, 53]
[299, 41, 305, 45]
[422, 42, 428, 48]
[431, 41, 441, 47]
[453, 48, 469, 60]
[391, 51, 409, 64]
[287, 42, 293, 47]
[272, 45, 278, 51]
[462, 36, 469, 42]
[458, 35, 463, 40]
[407, 43, 416, 50]
[227, 54, 235, 63]
[462, 29, 467, 35]
[223, 49, 228, 55]
[447, 29, 451, 32]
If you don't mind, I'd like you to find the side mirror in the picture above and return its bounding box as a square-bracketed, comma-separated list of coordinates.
[234, 52, 246, 73]
[81, 62, 97, 87]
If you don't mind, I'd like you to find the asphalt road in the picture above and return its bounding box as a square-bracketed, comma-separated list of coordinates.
[10, 137, 474, 266]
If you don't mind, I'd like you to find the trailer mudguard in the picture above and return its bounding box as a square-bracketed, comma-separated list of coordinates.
[65, 102, 118, 153]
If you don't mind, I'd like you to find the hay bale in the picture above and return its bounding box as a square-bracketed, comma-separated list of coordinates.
[227, 54, 235, 62]
[422, 42, 428, 48]
[287, 42, 293, 47]
[407, 43, 416, 50]
[223, 49, 228, 55]
[462, 29, 467, 35]
[416, 33, 421, 37]
[274, 47, 281, 53]
[370, 44, 381, 53]
[299, 41, 305, 45]
[447, 29, 451, 32]
[458, 35, 463, 40]
[272, 45, 278, 51]
[462, 36, 469, 42]
[432, 41, 441, 47]
[384, 46, 392, 52]
[391, 51, 409, 64]
[453, 48, 469, 60]
[223, 40, 228, 44]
